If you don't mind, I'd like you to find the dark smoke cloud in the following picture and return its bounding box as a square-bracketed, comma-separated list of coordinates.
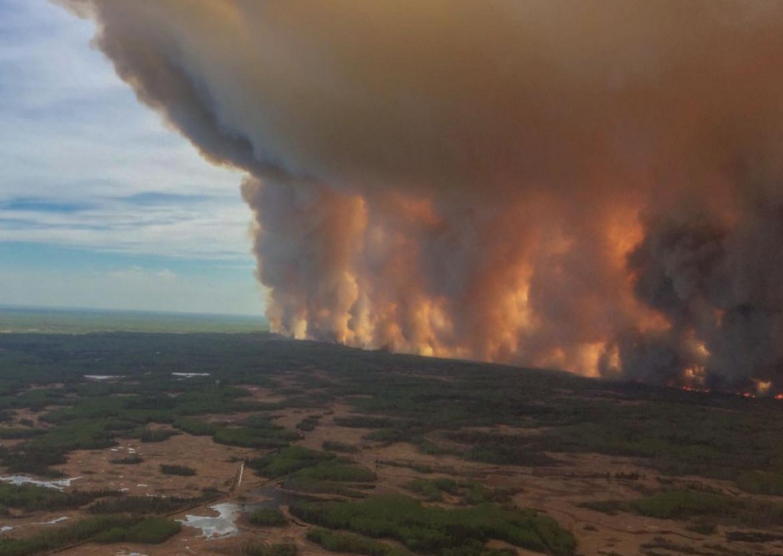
[56, 0, 783, 390]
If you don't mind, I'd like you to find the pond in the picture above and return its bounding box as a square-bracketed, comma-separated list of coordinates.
[178, 485, 306, 540]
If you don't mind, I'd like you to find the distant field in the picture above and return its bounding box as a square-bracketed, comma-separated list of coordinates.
[0, 306, 268, 334]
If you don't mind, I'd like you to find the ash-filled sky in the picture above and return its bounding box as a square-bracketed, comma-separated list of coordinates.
[8, 0, 783, 388]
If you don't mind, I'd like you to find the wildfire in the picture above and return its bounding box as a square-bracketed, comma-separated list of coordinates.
[679, 385, 710, 394]
[755, 380, 773, 395]
[674, 384, 783, 401]
[68, 0, 783, 393]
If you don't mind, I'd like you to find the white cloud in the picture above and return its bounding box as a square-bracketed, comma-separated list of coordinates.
[0, 197, 254, 260]
[106, 267, 177, 283]
[0, 0, 254, 262]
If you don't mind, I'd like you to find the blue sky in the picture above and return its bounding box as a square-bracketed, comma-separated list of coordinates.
[0, 0, 265, 316]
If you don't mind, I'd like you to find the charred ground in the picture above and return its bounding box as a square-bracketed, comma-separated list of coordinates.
[0, 333, 780, 556]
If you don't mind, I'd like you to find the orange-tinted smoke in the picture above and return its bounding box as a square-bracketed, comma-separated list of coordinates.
[56, 0, 783, 389]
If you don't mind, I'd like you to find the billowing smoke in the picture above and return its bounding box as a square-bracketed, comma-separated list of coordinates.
[57, 0, 783, 390]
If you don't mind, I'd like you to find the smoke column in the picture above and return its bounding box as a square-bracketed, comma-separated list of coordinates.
[57, 0, 783, 390]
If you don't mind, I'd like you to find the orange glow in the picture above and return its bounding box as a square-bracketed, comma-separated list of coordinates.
[755, 380, 773, 396]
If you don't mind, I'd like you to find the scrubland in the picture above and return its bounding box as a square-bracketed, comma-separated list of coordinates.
[0, 333, 779, 556]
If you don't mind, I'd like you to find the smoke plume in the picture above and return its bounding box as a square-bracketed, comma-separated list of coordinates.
[57, 0, 783, 390]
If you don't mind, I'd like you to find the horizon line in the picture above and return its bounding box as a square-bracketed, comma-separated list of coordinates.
[0, 303, 268, 322]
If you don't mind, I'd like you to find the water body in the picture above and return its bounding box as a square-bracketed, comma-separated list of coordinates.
[38, 517, 68, 525]
[0, 476, 80, 491]
[178, 503, 241, 539]
[172, 372, 211, 378]
[178, 486, 305, 540]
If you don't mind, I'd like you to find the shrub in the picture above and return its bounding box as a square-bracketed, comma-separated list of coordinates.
[139, 428, 179, 443]
[283, 476, 365, 498]
[461, 482, 512, 505]
[0, 429, 44, 440]
[322, 441, 358, 453]
[125, 517, 181, 543]
[248, 447, 334, 478]
[582, 489, 783, 528]
[0, 515, 178, 556]
[248, 508, 287, 527]
[94, 517, 180, 544]
[464, 441, 556, 467]
[0, 483, 118, 512]
[160, 464, 195, 477]
[295, 460, 376, 483]
[307, 528, 412, 556]
[404, 478, 459, 502]
[631, 491, 735, 520]
[291, 495, 575, 556]
[296, 416, 320, 432]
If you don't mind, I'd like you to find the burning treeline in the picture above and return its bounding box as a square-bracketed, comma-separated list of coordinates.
[59, 0, 783, 391]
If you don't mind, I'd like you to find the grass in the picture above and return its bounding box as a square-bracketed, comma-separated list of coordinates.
[243, 543, 297, 556]
[333, 416, 400, 429]
[89, 494, 215, 515]
[291, 494, 575, 556]
[109, 454, 144, 465]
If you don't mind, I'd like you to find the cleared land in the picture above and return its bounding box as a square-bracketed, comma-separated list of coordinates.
[0, 332, 780, 556]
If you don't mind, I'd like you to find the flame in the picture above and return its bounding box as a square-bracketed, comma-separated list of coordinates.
[674, 384, 783, 401]
[755, 380, 773, 396]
